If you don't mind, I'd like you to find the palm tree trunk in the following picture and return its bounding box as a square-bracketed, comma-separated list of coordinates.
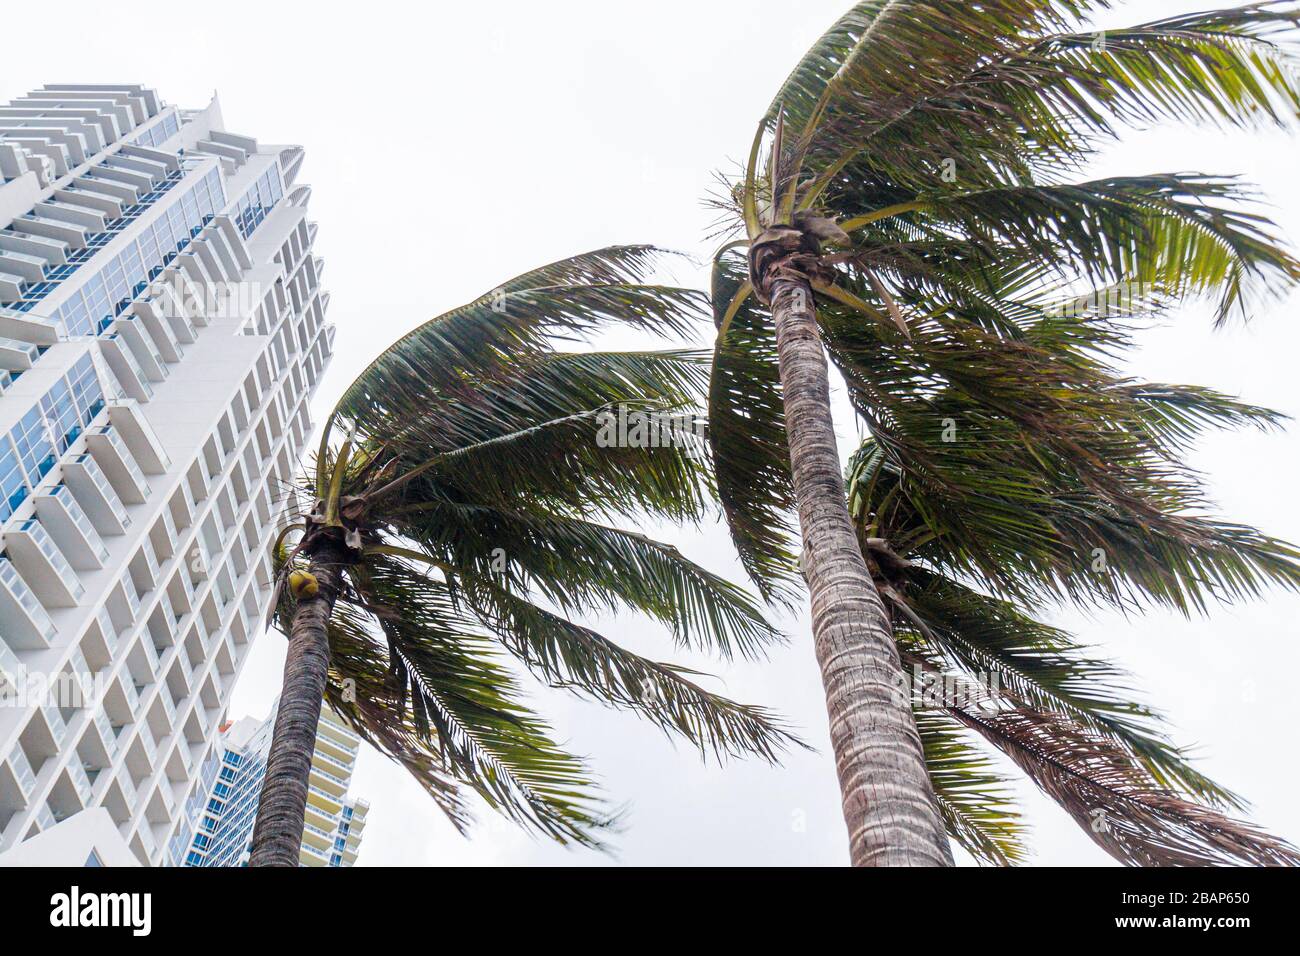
[767, 274, 953, 867]
[248, 540, 347, 867]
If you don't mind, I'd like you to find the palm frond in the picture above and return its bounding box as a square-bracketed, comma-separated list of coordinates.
[321, 578, 612, 847]
[394, 500, 781, 660]
[955, 702, 1300, 866]
[459, 573, 802, 762]
[892, 569, 1239, 808]
[707, 249, 799, 603]
[844, 174, 1300, 324]
[336, 246, 707, 436]
[913, 707, 1028, 866]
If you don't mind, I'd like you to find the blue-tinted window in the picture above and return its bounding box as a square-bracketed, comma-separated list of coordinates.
[11, 407, 54, 485]
[0, 446, 25, 523]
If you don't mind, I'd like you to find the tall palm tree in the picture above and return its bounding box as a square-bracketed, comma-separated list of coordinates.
[707, 0, 1300, 864]
[248, 247, 798, 866]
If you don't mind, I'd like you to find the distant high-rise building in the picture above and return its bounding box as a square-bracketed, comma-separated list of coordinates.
[0, 85, 335, 866]
[183, 701, 366, 867]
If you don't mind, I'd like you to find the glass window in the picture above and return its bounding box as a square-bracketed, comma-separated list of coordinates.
[11, 407, 54, 485]
[0, 445, 26, 522]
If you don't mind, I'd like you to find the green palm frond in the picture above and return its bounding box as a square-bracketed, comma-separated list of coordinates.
[891, 570, 1237, 808]
[459, 573, 799, 762]
[769, 2, 1300, 197]
[396, 500, 780, 660]
[334, 563, 614, 846]
[845, 428, 1299, 865]
[954, 702, 1300, 866]
[913, 708, 1027, 866]
[842, 175, 1300, 323]
[273, 248, 798, 850]
[707, 249, 799, 603]
[336, 246, 707, 436]
[832, 329, 1300, 613]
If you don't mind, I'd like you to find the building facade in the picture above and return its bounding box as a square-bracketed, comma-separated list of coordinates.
[0, 85, 335, 866]
[183, 701, 366, 867]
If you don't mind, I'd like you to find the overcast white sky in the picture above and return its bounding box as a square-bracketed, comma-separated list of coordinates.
[5, 0, 1298, 866]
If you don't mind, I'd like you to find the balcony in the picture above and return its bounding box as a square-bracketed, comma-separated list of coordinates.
[93, 606, 121, 656]
[153, 589, 181, 631]
[0, 232, 67, 266]
[150, 782, 175, 822]
[2, 520, 84, 606]
[168, 742, 193, 785]
[301, 819, 333, 850]
[306, 782, 344, 815]
[33, 484, 110, 569]
[54, 186, 122, 219]
[149, 269, 201, 341]
[134, 822, 158, 865]
[0, 247, 47, 288]
[119, 672, 141, 713]
[35, 701, 68, 751]
[138, 633, 160, 679]
[308, 761, 348, 797]
[98, 334, 153, 402]
[93, 707, 120, 759]
[11, 215, 87, 248]
[169, 651, 193, 698]
[106, 402, 171, 473]
[132, 300, 183, 362]
[317, 713, 360, 753]
[110, 316, 168, 382]
[117, 574, 142, 622]
[153, 683, 178, 729]
[34, 200, 106, 232]
[86, 425, 150, 503]
[105, 153, 168, 183]
[169, 483, 195, 530]
[130, 544, 159, 597]
[135, 722, 158, 764]
[76, 174, 138, 204]
[65, 760, 94, 805]
[314, 731, 356, 767]
[0, 336, 40, 373]
[0, 638, 25, 697]
[0, 555, 56, 647]
[298, 839, 331, 867]
[115, 771, 137, 806]
[346, 801, 368, 831]
[90, 163, 153, 192]
[2, 747, 37, 805]
[304, 799, 339, 832]
[62, 455, 131, 536]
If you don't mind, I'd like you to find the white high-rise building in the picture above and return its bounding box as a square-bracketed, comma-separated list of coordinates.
[183, 701, 367, 867]
[0, 85, 334, 866]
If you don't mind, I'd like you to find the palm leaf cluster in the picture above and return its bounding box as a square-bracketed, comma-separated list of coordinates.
[273, 247, 799, 848]
[707, 0, 1300, 864]
[847, 438, 1300, 866]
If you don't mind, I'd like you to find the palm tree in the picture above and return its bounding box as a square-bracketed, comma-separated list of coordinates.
[247, 247, 799, 866]
[706, 1, 1300, 864]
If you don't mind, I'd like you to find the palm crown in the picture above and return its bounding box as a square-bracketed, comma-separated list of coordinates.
[254, 248, 799, 858]
[707, 0, 1300, 864]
